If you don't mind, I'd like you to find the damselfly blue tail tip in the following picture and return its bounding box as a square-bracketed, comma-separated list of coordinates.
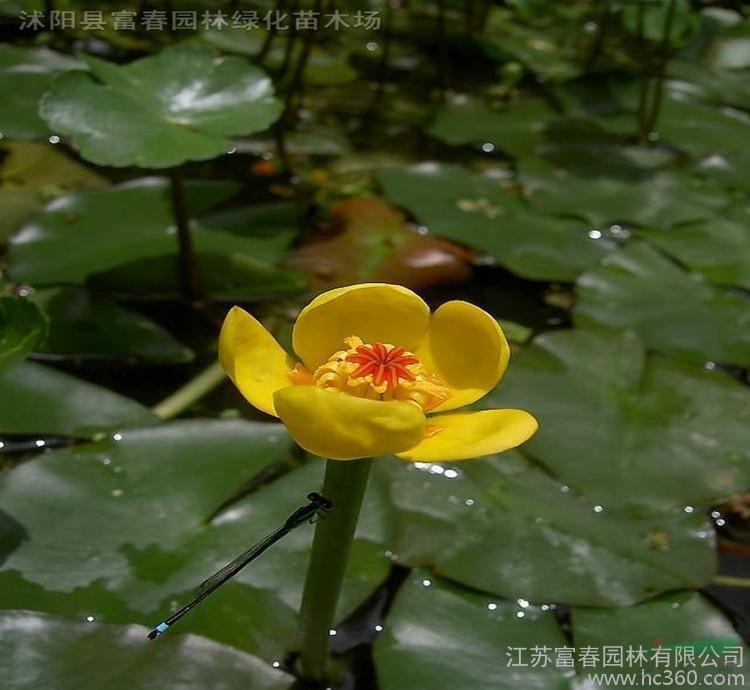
[146, 622, 170, 640]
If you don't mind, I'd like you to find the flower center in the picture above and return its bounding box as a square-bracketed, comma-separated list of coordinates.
[289, 336, 451, 412]
[345, 342, 420, 389]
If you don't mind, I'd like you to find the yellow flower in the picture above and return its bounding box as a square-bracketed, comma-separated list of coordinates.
[219, 283, 538, 461]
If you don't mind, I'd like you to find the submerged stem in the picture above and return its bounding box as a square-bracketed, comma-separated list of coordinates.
[297, 458, 372, 682]
[169, 170, 202, 302]
[152, 361, 225, 420]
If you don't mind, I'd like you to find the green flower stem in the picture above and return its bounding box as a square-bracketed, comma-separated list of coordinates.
[713, 575, 750, 589]
[151, 361, 225, 420]
[297, 458, 373, 682]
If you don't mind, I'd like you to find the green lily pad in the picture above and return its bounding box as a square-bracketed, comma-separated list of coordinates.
[481, 9, 582, 82]
[575, 242, 750, 366]
[196, 202, 303, 264]
[101, 201, 306, 299]
[572, 592, 748, 683]
[638, 204, 750, 289]
[0, 295, 47, 373]
[0, 46, 81, 139]
[427, 97, 553, 156]
[486, 328, 750, 511]
[374, 569, 573, 690]
[518, 158, 729, 228]
[376, 453, 714, 607]
[0, 610, 292, 690]
[29, 287, 194, 363]
[378, 164, 608, 281]
[0, 421, 389, 659]
[669, 60, 750, 111]
[202, 29, 358, 86]
[90, 252, 306, 302]
[621, 0, 697, 45]
[39, 44, 282, 168]
[692, 149, 750, 193]
[0, 140, 108, 242]
[0, 361, 157, 437]
[6, 177, 247, 286]
[656, 95, 750, 158]
[536, 135, 676, 181]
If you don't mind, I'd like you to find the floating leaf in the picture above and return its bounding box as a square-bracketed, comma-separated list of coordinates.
[656, 95, 750, 158]
[7, 177, 236, 285]
[87, 199, 306, 299]
[669, 60, 750, 111]
[481, 9, 582, 82]
[39, 44, 282, 168]
[0, 421, 389, 659]
[374, 569, 573, 690]
[92, 252, 305, 301]
[427, 97, 553, 156]
[638, 204, 750, 289]
[196, 202, 302, 264]
[519, 158, 729, 228]
[378, 164, 608, 281]
[486, 328, 750, 510]
[0, 610, 292, 690]
[0, 141, 107, 242]
[0, 295, 46, 373]
[30, 287, 194, 363]
[575, 243, 750, 366]
[0, 361, 157, 437]
[376, 453, 714, 607]
[0, 46, 81, 139]
[202, 29, 358, 85]
[621, 0, 697, 45]
[572, 592, 749, 680]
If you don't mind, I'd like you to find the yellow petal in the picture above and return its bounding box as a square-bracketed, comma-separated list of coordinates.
[292, 283, 430, 369]
[416, 301, 510, 412]
[219, 306, 296, 417]
[397, 409, 538, 462]
[273, 386, 426, 460]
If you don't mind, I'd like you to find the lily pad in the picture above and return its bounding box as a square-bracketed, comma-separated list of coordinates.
[656, 95, 750, 158]
[669, 60, 750, 111]
[378, 164, 608, 281]
[196, 201, 303, 264]
[638, 204, 750, 289]
[87, 198, 304, 299]
[376, 454, 714, 607]
[0, 421, 389, 659]
[481, 9, 582, 82]
[202, 29, 358, 86]
[90, 251, 306, 302]
[0, 140, 107, 242]
[39, 44, 282, 168]
[485, 328, 750, 511]
[374, 569, 574, 690]
[572, 592, 748, 682]
[0, 295, 47, 373]
[29, 287, 194, 363]
[621, 0, 696, 45]
[575, 242, 750, 366]
[7, 177, 247, 285]
[0, 46, 81, 139]
[518, 158, 729, 228]
[427, 97, 553, 156]
[0, 361, 157, 437]
[0, 610, 292, 690]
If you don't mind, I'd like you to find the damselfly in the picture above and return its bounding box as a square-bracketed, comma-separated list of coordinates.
[147, 491, 333, 640]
